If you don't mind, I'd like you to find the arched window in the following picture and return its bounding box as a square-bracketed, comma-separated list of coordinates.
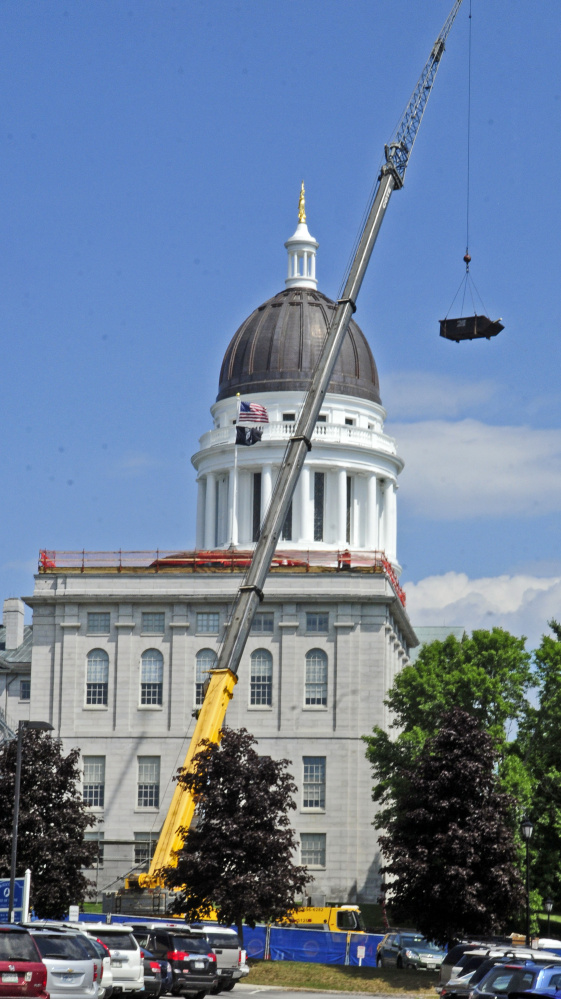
[140, 649, 163, 706]
[305, 649, 328, 706]
[195, 649, 216, 706]
[86, 649, 109, 706]
[250, 649, 272, 706]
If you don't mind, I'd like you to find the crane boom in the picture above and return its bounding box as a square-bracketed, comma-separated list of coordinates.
[139, 0, 464, 889]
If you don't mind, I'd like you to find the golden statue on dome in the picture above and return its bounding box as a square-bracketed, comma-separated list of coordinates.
[298, 181, 306, 223]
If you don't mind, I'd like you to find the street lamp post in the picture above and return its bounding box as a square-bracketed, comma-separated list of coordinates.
[520, 816, 534, 947]
[8, 720, 53, 922]
[545, 897, 554, 939]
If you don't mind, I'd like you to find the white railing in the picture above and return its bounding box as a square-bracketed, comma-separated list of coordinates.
[198, 421, 395, 454]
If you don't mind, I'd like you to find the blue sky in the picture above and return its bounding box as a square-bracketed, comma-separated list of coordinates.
[2, 0, 561, 645]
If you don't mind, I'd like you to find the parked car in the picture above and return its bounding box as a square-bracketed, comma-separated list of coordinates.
[471, 960, 561, 999]
[130, 925, 217, 997]
[22, 921, 114, 999]
[0, 925, 49, 999]
[28, 928, 100, 999]
[136, 948, 162, 999]
[440, 945, 489, 986]
[377, 932, 446, 970]
[441, 951, 561, 999]
[75, 924, 144, 995]
[191, 925, 243, 993]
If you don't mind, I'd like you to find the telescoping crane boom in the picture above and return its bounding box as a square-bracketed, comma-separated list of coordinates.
[139, 0, 464, 889]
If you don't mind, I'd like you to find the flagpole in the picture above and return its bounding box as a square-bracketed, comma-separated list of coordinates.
[231, 394, 240, 547]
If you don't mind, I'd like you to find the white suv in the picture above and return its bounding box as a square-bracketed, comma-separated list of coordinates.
[73, 925, 143, 995]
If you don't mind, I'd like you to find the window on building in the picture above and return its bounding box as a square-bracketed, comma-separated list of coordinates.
[313, 472, 324, 542]
[303, 757, 326, 809]
[195, 648, 216, 706]
[196, 612, 220, 634]
[306, 612, 328, 633]
[86, 649, 109, 706]
[85, 831, 104, 867]
[250, 649, 273, 706]
[137, 756, 160, 808]
[281, 500, 293, 541]
[140, 649, 163, 706]
[252, 472, 262, 542]
[87, 612, 110, 634]
[346, 475, 352, 545]
[134, 832, 158, 866]
[282, 413, 296, 423]
[317, 414, 327, 423]
[251, 612, 274, 634]
[305, 649, 328, 707]
[19, 679, 30, 701]
[301, 832, 326, 867]
[141, 612, 165, 634]
[345, 417, 355, 427]
[83, 756, 105, 808]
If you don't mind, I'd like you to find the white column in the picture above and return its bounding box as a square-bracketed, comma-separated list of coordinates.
[196, 477, 206, 549]
[204, 472, 216, 549]
[337, 468, 347, 547]
[298, 466, 312, 543]
[366, 473, 378, 550]
[385, 480, 397, 562]
[261, 463, 273, 527]
[229, 466, 238, 546]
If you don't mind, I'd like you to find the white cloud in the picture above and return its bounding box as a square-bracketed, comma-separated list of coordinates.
[109, 451, 160, 478]
[388, 418, 561, 518]
[383, 371, 498, 420]
[404, 571, 561, 648]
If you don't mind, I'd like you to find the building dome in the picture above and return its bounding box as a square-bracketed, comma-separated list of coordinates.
[217, 287, 382, 405]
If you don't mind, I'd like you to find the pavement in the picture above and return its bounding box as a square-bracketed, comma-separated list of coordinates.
[235, 987, 423, 998]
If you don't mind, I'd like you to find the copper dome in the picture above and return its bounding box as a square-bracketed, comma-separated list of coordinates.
[217, 288, 381, 404]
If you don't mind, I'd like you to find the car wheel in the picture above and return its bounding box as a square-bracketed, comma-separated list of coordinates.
[210, 987, 222, 995]
[376, 956, 383, 968]
[223, 983, 236, 992]
[396, 957, 403, 969]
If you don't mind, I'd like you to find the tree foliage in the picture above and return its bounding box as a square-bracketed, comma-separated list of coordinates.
[161, 727, 310, 941]
[378, 709, 525, 945]
[0, 730, 96, 917]
[364, 628, 532, 827]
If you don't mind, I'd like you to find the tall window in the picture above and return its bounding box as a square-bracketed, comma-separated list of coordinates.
[250, 649, 272, 706]
[346, 475, 352, 544]
[85, 831, 104, 868]
[281, 500, 293, 541]
[138, 756, 160, 808]
[140, 649, 163, 706]
[83, 756, 105, 808]
[314, 472, 324, 541]
[86, 649, 109, 705]
[252, 472, 262, 542]
[305, 649, 328, 706]
[142, 612, 165, 634]
[19, 679, 30, 701]
[87, 612, 110, 634]
[301, 833, 326, 867]
[195, 649, 216, 706]
[303, 757, 326, 809]
[134, 832, 158, 865]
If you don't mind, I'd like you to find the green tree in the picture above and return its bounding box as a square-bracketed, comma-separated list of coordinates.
[364, 628, 532, 827]
[0, 729, 96, 917]
[161, 727, 311, 943]
[378, 708, 525, 945]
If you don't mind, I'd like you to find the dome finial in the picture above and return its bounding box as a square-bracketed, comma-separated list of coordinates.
[298, 181, 306, 223]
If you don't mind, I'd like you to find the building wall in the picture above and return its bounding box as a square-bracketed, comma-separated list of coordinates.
[26, 568, 415, 904]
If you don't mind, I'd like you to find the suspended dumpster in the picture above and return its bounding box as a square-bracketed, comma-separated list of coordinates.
[440, 315, 504, 342]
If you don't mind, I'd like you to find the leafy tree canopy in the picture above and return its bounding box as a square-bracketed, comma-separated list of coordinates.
[0, 730, 96, 918]
[161, 727, 310, 942]
[379, 708, 525, 945]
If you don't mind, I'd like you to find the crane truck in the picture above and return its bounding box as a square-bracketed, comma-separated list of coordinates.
[116, 0, 465, 921]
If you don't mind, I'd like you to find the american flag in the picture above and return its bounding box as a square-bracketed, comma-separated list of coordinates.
[238, 400, 269, 424]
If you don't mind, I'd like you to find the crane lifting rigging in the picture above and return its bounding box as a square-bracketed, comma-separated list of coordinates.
[138, 0, 466, 891]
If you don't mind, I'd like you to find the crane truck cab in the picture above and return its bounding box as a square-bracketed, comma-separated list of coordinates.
[279, 905, 365, 932]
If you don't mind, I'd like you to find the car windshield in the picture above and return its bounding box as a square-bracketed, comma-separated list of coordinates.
[33, 935, 89, 960]
[171, 936, 208, 954]
[206, 934, 240, 948]
[480, 967, 536, 994]
[0, 932, 38, 962]
[94, 932, 137, 951]
[402, 935, 439, 952]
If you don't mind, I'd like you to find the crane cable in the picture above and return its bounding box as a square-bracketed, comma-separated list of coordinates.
[445, 0, 488, 320]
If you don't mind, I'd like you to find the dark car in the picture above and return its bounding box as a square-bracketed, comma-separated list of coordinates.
[0, 926, 49, 999]
[135, 927, 217, 998]
[471, 961, 561, 999]
[377, 931, 446, 970]
[136, 948, 162, 999]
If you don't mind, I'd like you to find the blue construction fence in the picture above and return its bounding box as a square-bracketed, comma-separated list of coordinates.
[74, 913, 382, 966]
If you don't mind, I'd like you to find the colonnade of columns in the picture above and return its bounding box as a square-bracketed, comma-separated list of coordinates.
[196, 464, 397, 561]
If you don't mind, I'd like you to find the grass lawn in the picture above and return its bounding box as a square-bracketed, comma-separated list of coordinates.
[246, 961, 439, 994]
